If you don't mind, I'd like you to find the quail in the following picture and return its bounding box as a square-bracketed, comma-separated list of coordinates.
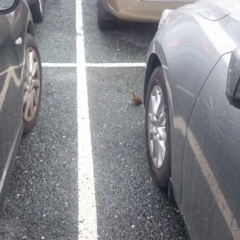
[131, 91, 143, 105]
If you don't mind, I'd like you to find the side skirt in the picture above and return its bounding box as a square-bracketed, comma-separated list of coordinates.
[0, 124, 23, 213]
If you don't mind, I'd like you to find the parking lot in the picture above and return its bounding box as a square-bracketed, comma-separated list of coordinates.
[0, 0, 189, 239]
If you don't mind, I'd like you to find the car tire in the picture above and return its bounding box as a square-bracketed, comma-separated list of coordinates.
[145, 66, 171, 189]
[97, 0, 117, 30]
[23, 34, 42, 134]
[30, 0, 44, 23]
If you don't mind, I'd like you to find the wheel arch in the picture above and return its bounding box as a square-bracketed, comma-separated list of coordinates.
[27, 20, 34, 37]
[144, 51, 177, 198]
[144, 53, 161, 106]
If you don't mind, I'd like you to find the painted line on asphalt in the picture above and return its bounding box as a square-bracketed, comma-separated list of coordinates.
[86, 63, 146, 67]
[42, 62, 145, 68]
[76, 0, 98, 239]
[42, 63, 77, 67]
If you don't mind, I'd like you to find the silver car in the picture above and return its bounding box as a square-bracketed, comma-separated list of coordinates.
[97, 0, 195, 29]
[144, 0, 240, 239]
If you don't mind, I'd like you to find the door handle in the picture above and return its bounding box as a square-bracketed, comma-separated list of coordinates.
[15, 37, 22, 45]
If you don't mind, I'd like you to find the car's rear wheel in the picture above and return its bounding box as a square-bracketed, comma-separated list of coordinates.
[23, 34, 42, 133]
[30, 0, 44, 23]
[145, 67, 171, 189]
[97, 0, 117, 30]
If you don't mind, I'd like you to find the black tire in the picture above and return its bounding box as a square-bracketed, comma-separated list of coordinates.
[97, 0, 117, 30]
[23, 34, 42, 134]
[145, 67, 171, 189]
[30, 0, 44, 23]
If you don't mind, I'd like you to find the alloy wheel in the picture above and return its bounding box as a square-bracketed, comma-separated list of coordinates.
[23, 47, 41, 122]
[148, 85, 167, 169]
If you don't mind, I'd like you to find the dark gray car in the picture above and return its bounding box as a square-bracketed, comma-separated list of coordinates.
[0, 0, 42, 210]
[144, 0, 240, 239]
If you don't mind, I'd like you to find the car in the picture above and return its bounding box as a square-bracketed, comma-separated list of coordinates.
[144, 0, 240, 239]
[0, 0, 42, 210]
[97, 0, 195, 30]
[26, 0, 43, 22]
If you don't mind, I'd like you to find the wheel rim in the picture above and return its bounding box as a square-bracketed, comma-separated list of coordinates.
[23, 47, 41, 122]
[148, 85, 167, 169]
[39, 0, 43, 14]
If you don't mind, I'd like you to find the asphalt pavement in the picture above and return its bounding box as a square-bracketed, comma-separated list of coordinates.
[0, 0, 189, 239]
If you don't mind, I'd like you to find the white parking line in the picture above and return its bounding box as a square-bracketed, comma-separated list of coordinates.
[42, 63, 77, 67]
[76, 0, 98, 239]
[42, 62, 145, 68]
[86, 63, 146, 67]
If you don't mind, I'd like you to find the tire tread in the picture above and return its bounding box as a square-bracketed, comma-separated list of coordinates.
[145, 66, 171, 189]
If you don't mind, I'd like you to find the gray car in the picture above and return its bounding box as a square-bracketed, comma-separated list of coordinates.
[0, 0, 42, 210]
[144, 0, 240, 239]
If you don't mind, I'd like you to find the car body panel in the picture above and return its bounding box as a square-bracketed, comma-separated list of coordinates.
[180, 12, 240, 240]
[145, 0, 240, 238]
[0, 0, 33, 209]
[102, 0, 195, 22]
[0, 3, 22, 180]
[181, 53, 237, 240]
[187, 0, 240, 21]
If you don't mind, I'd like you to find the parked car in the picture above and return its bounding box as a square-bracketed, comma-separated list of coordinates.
[26, 0, 43, 22]
[97, 0, 195, 29]
[0, 0, 42, 210]
[144, 0, 240, 239]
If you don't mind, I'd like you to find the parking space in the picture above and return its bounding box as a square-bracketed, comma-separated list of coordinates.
[86, 67, 187, 239]
[0, 0, 189, 239]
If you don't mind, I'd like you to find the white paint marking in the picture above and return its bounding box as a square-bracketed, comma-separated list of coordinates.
[42, 63, 77, 67]
[42, 62, 145, 68]
[76, 0, 98, 239]
[86, 62, 145, 68]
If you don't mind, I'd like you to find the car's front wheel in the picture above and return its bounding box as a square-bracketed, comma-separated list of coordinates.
[30, 0, 44, 23]
[145, 66, 171, 189]
[23, 34, 42, 133]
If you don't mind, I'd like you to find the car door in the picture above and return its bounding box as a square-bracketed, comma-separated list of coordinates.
[179, 8, 240, 240]
[180, 51, 240, 240]
[0, 0, 22, 185]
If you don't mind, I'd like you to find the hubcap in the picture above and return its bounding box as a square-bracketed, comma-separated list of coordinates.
[148, 85, 167, 169]
[23, 47, 41, 122]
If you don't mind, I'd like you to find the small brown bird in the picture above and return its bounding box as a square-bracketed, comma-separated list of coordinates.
[131, 91, 143, 105]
